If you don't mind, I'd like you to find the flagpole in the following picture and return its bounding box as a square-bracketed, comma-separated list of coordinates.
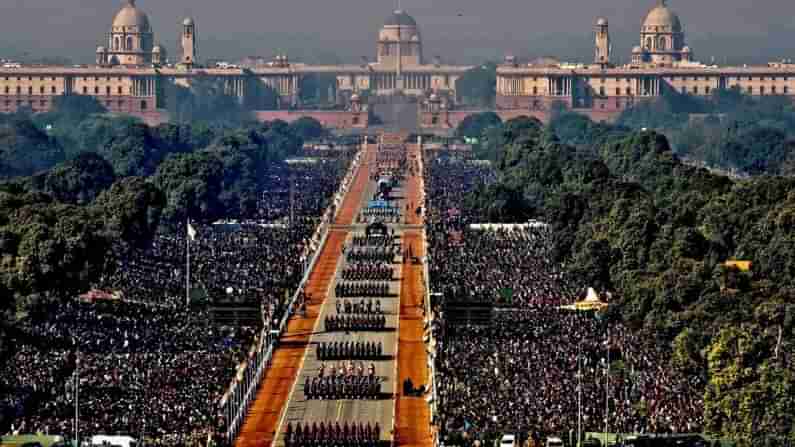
[605, 325, 610, 446]
[74, 339, 79, 447]
[578, 342, 582, 447]
[186, 218, 191, 308]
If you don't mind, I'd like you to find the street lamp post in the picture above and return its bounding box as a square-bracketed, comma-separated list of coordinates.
[605, 325, 610, 447]
[73, 336, 79, 447]
[578, 342, 582, 447]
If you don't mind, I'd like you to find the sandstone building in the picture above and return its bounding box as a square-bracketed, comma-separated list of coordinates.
[494, 0, 795, 123]
[1, 0, 794, 127]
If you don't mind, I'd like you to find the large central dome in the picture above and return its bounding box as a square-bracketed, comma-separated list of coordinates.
[642, 1, 681, 32]
[112, 0, 150, 30]
[384, 10, 417, 27]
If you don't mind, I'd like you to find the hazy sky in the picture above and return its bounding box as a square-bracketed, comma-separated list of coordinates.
[2, 0, 794, 65]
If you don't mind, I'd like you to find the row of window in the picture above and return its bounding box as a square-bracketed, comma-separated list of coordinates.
[521, 75, 794, 83]
[82, 86, 129, 95]
[519, 84, 790, 97]
[5, 86, 57, 94]
[4, 100, 48, 107]
[3, 85, 131, 95]
[2, 99, 141, 109]
[113, 36, 137, 51]
[3, 76, 58, 81]
[2, 76, 129, 82]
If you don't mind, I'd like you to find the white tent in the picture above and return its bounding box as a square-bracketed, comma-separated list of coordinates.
[559, 287, 609, 312]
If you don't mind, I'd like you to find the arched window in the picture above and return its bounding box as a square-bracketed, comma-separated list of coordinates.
[114, 37, 120, 50]
[645, 37, 652, 50]
[126, 37, 134, 50]
[658, 37, 667, 50]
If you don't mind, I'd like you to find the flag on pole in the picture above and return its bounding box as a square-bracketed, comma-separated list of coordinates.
[498, 287, 514, 305]
[187, 222, 197, 241]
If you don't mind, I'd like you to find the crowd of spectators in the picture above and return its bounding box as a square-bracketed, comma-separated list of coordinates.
[424, 153, 705, 444]
[3, 300, 251, 445]
[1, 154, 353, 445]
[101, 156, 351, 310]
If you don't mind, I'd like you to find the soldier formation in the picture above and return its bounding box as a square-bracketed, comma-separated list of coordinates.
[317, 340, 384, 360]
[325, 314, 387, 332]
[303, 362, 382, 400]
[335, 282, 390, 298]
[341, 264, 393, 281]
[285, 421, 381, 447]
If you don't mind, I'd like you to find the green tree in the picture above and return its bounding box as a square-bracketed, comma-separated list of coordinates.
[28, 152, 116, 205]
[288, 116, 326, 140]
[704, 325, 795, 446]
[0, 118, 65, 178]
[455, 112, 502, 139]
[93, 176, 165, 252]
[456, 63, 497, 107]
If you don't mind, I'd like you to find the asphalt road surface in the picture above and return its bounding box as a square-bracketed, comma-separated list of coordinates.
[272, 142, 414, 446]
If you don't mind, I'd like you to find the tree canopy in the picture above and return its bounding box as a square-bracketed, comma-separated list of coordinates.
[456, 63, 497, 108]
[468, 114, 795, 444]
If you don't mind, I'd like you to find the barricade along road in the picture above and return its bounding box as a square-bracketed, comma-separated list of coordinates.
[395, 143, 433, 447]
[234, 144, 374, 447]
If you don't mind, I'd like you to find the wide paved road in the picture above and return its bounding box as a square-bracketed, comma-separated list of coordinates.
[394, 143, 433, 446]
[236, 135, 432, 447]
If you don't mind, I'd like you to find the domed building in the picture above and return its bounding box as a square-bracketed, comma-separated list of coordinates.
[638, 0, 690, 65]
[104, 0, 157, 66]
[377, 10, 423, 67]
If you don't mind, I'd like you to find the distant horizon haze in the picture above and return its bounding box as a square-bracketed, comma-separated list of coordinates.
[1, 0, 793, 66]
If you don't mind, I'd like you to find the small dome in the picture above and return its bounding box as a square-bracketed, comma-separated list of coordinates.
[429, 93, 440, 101]
[112, 0, 150, 30]
[152, 44, 163, 53]
[632, 45, 643, 53]
[596, 17, 608, 26]
[96, 46, 107, 53]
[642, 1, 682, 32]
[183, 17, 195, 26]
[350, 93, 361, 101]
[682, 45, 692, 52]
[384, 10, 417, 27]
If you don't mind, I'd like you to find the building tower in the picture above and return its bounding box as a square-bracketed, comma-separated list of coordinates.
[639, 0, 687, 65]
[377, 10, 422, 68]
[96, 46, 108, 65]
[594, 17, 611, 67]
[152, 43, 166, 65]
[181, 17, 197, 68]
[106, 0, 154, 66]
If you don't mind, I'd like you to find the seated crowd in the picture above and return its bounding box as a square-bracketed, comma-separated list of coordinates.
[424, 154, 705, 444]
[1, 155, 351, 445]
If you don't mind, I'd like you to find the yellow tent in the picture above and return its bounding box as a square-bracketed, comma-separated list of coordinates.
[724, 260, 752, 272]
[560, 287, 609, 312]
